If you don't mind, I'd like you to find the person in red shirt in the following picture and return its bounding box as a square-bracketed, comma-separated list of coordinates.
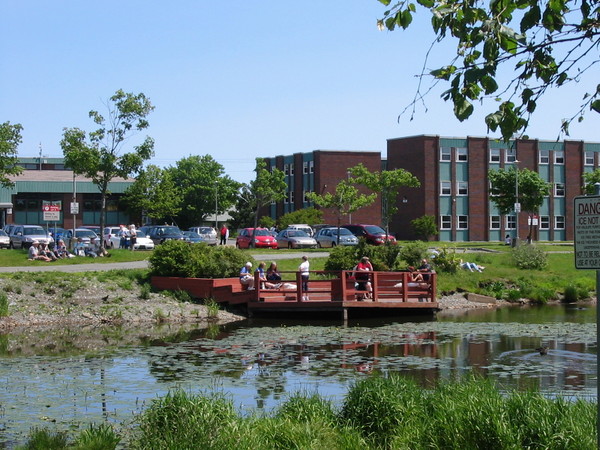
[355, 256, 374, 299]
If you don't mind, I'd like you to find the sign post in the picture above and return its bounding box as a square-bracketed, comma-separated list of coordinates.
[573, 184, 600, 440]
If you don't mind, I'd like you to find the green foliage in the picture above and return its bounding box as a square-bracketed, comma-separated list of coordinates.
[204, 298, 220, 319]
[228, 185, 256, 230]
[511, 243, 548, 269]
[582, 169, 600, 195]
[411, 215, 438, 240]
[277, 207, 323, 230]
[324, 245, 358, 271]
[72, 423, 120, 450]
[275, 391, 337, 425]
[149, 239, 252, 278]
[20, 427, 68, 449]
[0, 121, 24, 187]
[377, 0, 599, 140]
[489, 167, 550, 215]
[398, 241, 429, 267]
[324, 240, 402, 271]
[307, 178, 376, 229]
[259, 215, 275, 229]
[139, 283, 151, 300]
[432, 246, 461, 273]
[348, 163, 420, 233]
[166, 155, 241, 229]
[0, 293, 9, 317]
[248, 158, 287, 228]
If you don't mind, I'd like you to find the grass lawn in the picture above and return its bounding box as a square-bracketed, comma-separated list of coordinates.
[0, 248, 152, 267]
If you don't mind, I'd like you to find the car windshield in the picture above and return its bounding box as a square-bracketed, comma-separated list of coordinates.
[157, 227, 181, 235]
[184, 231, 202, 238]
[76, 230, 97, 238]
[331, 228, 352, 236]
[364, 225, 386, 234]
[0, 230, 7, 236]
[198, 228, 213, 234]
[288, 230, 308, 237]
[254, 229, 270, 236]
[24, 227, 46, 236]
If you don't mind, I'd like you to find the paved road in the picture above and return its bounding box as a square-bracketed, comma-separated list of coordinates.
[0, 251, 331, 273]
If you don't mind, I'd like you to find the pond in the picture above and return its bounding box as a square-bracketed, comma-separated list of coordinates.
[0, 304, 596, 446]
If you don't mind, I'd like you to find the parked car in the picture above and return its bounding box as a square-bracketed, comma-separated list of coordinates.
[342, 224, 396, 245]
[104, 226, 124, 248]
[49, 227, 66, 242]
[188, 227, 218, 245]
[287, 224, 315, 237]
[62, 228, 99, 250]
[81, 225, 102, 236]
[276, 229, 318, 249]
[314, 227, 359, 247]
[3, 224, 16, 236]
[182, 230, 206, 244]
[0, 230, 10, 249]
[236, 228, 278, 249]
[9, 225, 54, 249]
[144, 225, 185, 245]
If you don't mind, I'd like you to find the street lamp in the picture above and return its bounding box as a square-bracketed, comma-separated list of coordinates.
[347, 170, 352, 223]
[514, 160, 520, 246]
[214, 180, 218, 231]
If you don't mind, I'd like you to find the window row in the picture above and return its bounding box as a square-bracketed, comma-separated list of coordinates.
[489, 215, 565, 230]
[282, 191, 314, 204]
[440, 147, 468, 162]
[283, 161, 315, 176]
[440, 215, 469, 230]
[443, 181, 566, 197]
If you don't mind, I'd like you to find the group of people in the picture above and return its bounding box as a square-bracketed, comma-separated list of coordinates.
[239, 256, 310, 300]
[118, 224, 138, 250]
[27, 236, 111, 262]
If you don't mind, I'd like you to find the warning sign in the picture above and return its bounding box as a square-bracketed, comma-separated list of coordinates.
[574, 195, 600, 269]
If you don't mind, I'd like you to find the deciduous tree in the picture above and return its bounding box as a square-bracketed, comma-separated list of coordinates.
[61, 90, 155, 242]
[248, 158, 287, 231]
[582, 169, 600, 194]
[0, 121, 24, 187]
[377, 0, 599, 141]
[348, 163, 420, 238]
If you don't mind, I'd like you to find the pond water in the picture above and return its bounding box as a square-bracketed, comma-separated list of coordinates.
[0, 304, 596, 446]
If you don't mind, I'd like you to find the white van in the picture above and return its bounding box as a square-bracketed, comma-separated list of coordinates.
[287, 224, 314, 237]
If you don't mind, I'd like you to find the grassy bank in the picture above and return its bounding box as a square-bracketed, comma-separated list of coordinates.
[19, 376, 596, 449]
[0, 248, 151, 266]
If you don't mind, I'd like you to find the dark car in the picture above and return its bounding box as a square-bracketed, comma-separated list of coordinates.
[182, 230, 206, 244]
[144, 225, 185, 245]
[341, 224, 396, 245]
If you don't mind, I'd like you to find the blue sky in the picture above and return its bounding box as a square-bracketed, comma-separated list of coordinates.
[3, 1, 597, 184]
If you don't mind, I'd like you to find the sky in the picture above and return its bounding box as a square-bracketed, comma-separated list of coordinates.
[2, 1, 597, 185]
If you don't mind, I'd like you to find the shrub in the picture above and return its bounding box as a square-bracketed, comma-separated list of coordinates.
[139, 283, 151, 300]
[149, 240, 196, 277]
[21, 427, 68, 449]
[563, 285, 578, 303]
[0, 293, 8, 317]
[73, 423, 120, 450]
[411, 215, 438, 240]
[432, 246, 461, 273]
[324, 241, 402, 272]
[511, 244, 547, 270]
[398, 241, 429, 268]
[324, 245, 358, 271]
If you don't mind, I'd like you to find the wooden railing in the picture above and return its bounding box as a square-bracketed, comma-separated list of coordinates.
[252, 270, 437, 303]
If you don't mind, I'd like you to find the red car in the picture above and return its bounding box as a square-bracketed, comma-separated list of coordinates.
[341, 224, 396, 245]
[235, 228, 278, 249]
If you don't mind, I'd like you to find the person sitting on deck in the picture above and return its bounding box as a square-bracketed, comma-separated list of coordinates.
[354, 256, 373, 300]
[266, 262, 282, 281]
[256, 262, 278, 289]
[418, 258, 432, 281]
[240, 262, 255, 290]
[408, 266, 424, 282]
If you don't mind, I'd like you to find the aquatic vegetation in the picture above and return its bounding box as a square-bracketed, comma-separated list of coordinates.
[0, 293, 8, 317]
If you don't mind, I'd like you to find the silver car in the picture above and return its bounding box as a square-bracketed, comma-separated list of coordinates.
[188, 227, 218, 245]
[63, 228, 99, 250]
[9, 225, 54, 249]
[0, 230, 10, 249]
[276, 229, 318, 249]
[315, 227, 359, 247]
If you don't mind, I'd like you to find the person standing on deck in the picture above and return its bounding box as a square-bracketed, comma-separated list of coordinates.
[299, 255, 309, 301]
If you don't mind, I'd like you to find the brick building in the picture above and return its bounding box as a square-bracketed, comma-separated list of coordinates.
[387, 135, 600, 241]
[265, 150, 383, 226]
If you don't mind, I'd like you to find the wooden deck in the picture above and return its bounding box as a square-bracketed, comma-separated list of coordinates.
[152, 270, 439, 319]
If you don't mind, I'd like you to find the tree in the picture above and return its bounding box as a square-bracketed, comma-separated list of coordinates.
[0, 121, 24, 187]
[167, 155, 241, 229]
[229, 185, 255, 230]
[248, 158, 287, 230]
[307, 180, 377, 244]
[582, 169, 600, 194]
[348, 163, 420, 237]
[61, 90, 155, 243]
[377, 0, 599, 141]
[277, 207, 323, 230]
[122, 165, 182, 223]
[489, 166, 550, 238]
[411, 215, 438, 241]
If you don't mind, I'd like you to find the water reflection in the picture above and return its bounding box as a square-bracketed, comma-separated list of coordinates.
[0, 305, 596, 446]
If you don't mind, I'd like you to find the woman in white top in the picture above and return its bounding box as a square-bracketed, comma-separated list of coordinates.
[299, 255, 309, 301]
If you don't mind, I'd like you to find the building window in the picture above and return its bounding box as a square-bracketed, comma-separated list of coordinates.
[303, 162, 308, 174]
[554, 150, 564, 164]
[585, 151, 595, 166]
[540, 215, 550, 230]
[440, 181, 452, 195]
[539, 150, 549, 164]
[284, 164, 289, 176]
[456, 181, 468, 196]
[505, 215, 516, 230]
[303, 191, 312, 203]
[440, 147, 451, 161]
[555, 215, 565, 229]
[457, 215, 468, 230]
[289, 191, 295, 203]
[456, 147, 468, 162]
[440, 216, 452, 230]
[490, 215, 501, 230]
[289, 163, 294, 175]
[489, 148, 500, 163]
[554, 183, 565, 197]
[505, 148, 516, 163]
[284, 193, 289, 204]
[309, 161, 314, 173]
